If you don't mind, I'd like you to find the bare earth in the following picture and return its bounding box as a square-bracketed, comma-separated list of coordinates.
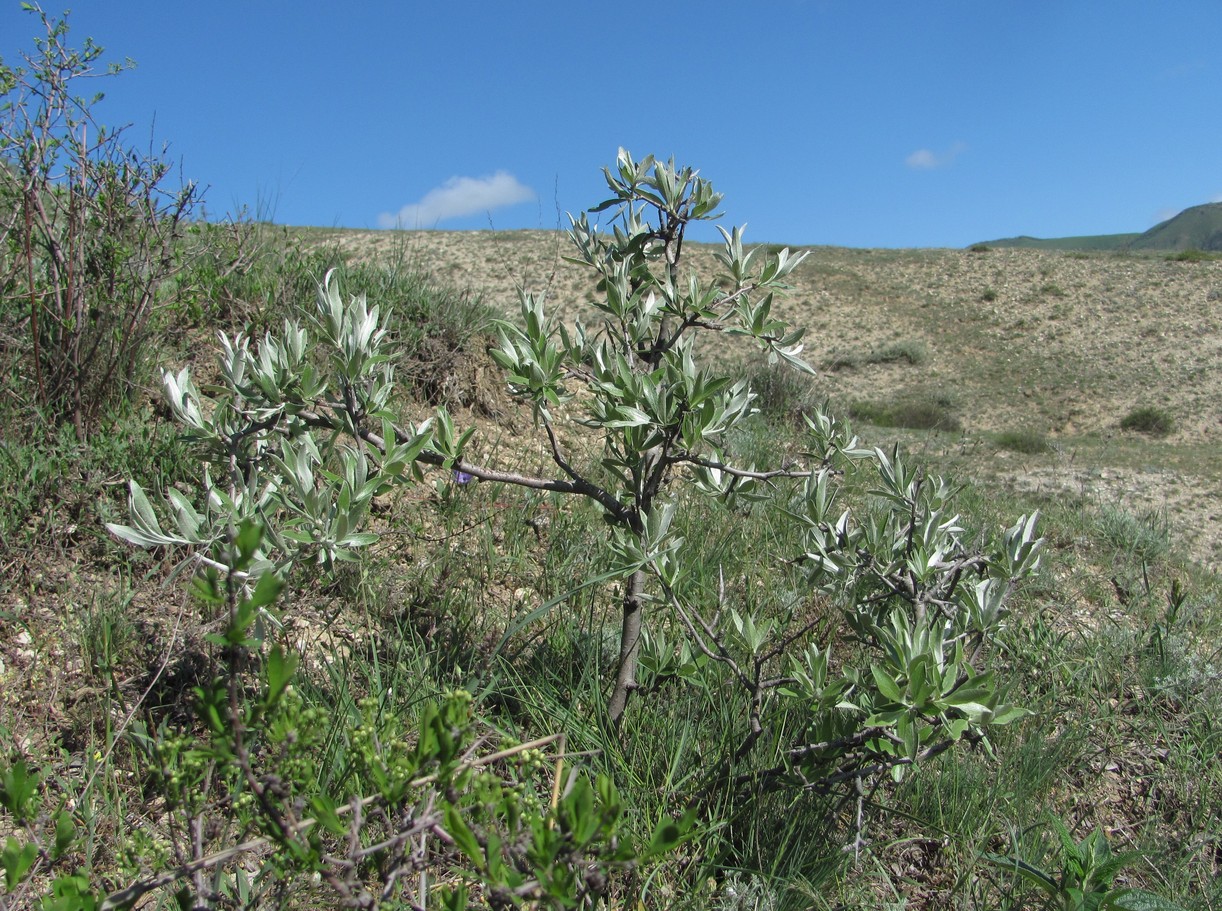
[331, 229, 1222, 571]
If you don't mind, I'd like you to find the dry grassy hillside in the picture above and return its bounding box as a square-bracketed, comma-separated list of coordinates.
[327, 229, 1222, 569]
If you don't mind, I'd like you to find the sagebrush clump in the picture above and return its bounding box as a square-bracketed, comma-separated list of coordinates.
[1120, 405, 1174, 436]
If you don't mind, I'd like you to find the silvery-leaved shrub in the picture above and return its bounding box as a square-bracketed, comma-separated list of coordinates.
[480, 150, 1042, 768]
[105, 150, 1047, 892]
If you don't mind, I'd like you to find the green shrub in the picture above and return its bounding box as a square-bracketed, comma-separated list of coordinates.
[0, 6, 200, 437]
[822, 339, 928, 371]
[1120, 405, 1174, 436]
[995, 428, 1052, 454]
[1166, 248, 1215, 262]
[981, 286, 999, 302]
[174, 216, 334, 329]
[0, 405, 191, 552]
[878, 340, 928, 366]
[893, 399, 962, 431]
[849, 396, 962, 432]
[822, 350, 862, 371]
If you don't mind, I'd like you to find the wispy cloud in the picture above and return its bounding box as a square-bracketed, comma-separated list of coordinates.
[1150, 193, 1222, 226]
[1157, 60, 1206, 81]
[1152, 195, 1222, 225]
[378, 171, 535, 228]
[905, 141, 967, 170]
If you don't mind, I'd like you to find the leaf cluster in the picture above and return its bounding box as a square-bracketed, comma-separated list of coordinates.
[106, 270, 438, 580]
[984, 816, 1186, 911]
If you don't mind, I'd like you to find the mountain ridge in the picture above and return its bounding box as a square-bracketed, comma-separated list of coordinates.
[976, 201, 1222, 252]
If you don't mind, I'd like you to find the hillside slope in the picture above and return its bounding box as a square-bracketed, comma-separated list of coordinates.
[328, 229, 1222, 567]
[1129, 201, 1222, 251]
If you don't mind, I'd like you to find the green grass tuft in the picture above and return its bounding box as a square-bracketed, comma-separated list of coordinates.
[822, 340, 929, 371]
[744, 361, 819, 423]
[994, 428, 1053, 454]
[1120, 405, 1175, 436]
[848, 395, 962, 432]
[1096, 505, 1172, 564]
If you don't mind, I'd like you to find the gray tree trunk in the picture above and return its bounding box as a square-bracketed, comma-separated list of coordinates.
[607, 566, 646, 724]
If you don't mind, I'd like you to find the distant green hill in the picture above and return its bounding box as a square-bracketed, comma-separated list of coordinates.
[974, 233, 1139, 251]
[1128, 202, 1222, 251]
[975, 201, 1222, 252]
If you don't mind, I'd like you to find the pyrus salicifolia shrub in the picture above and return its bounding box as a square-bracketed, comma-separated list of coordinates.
[110, 149, 1042, 805]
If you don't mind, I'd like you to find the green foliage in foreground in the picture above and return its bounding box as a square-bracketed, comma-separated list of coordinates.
[1, 524, 688, 910]
[984, 816, 1186, 910]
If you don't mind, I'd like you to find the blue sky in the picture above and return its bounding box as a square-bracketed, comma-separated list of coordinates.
[2, 2, 1219, 248]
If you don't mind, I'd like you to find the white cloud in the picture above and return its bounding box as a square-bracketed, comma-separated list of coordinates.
[905, 141, 967, 170]
[378, 171, 535, 228]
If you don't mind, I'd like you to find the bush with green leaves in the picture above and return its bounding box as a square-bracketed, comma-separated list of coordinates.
[488, 150, 822, 721]
[655, 431, 1043, 808]
[984, 815, 1186, 911]
[92, 149, 1057, 904]
[0, 4, 200, 438]
[1119, 405, 1174, 437]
